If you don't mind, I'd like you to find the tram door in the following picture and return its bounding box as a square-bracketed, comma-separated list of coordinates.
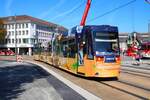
[76, 33, 86, 75]
[76, 29, 94, 76]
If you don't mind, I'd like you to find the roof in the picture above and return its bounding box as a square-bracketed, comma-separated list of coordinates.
[0, 15, 68, 32]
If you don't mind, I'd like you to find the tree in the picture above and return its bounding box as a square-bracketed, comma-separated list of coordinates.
[0, 19, 7, 44]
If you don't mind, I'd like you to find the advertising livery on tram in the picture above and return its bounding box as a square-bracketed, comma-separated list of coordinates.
[33, 0, 121, 78]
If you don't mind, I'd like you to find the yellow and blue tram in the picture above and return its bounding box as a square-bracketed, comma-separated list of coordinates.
[34, 25, 121, 78]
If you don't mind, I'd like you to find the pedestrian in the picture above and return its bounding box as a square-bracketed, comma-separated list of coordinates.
[78, 43, 84, 65]
[135, 51, 141, 65]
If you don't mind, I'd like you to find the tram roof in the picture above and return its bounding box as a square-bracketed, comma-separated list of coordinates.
[85, 25, 118, 31]
[71, 25, 118, 34]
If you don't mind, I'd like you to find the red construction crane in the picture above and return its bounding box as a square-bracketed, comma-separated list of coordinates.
[80, 0, 92, 26]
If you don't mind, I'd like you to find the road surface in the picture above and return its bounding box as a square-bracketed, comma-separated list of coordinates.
[0, 61, 86, 100]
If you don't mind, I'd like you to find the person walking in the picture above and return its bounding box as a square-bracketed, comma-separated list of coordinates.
[79, 43, 84, 65]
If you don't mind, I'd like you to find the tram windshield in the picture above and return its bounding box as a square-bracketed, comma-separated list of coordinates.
[94, 32, 119, 55]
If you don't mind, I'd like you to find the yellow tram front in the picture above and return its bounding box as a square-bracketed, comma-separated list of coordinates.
[74, 25, 121, 78]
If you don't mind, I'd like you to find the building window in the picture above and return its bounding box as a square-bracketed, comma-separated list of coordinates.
[12, 24, 14, 29]
[19, 31, 21, 35]
[16, 39, 18, 43]
[26, 30, 28, 35]
[23, 38, 28, 44]
[12, 39, 14, 43]
[31, 38, 35, 44]
[6, 39, 11, 43]
[22, 31, 25, 35]
[19, 24, 21, 29]
[10, 25, 12, 29]
[26, 23, 28, 28]
[22, 24, 24, 28]
[12, 31, 14, 36]
[16, 31, 18, 35]
[19, 38, 21, 43]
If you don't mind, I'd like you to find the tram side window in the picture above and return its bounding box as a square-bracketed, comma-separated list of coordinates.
[68, 39, 76, 58]
[87, 32, 94, 59]
[45, 45, 51, 56]
[63, 45, 68, 57]
[68, 44, 76, 58]
[61, 40, 68, 57]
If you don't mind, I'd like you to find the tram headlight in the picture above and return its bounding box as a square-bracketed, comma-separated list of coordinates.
[115, 56, 120, 62]
[96, 57, 104, 62]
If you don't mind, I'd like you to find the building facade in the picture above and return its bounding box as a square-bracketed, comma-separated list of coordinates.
[119, 32, 150, 51]
[0, 15, 67, 55]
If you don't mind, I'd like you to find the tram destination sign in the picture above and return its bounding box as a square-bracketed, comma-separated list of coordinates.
[95, 32, 117, 39]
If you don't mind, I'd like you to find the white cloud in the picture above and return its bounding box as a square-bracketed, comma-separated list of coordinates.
[5, 0, 13, 16]
[39, 0, 65, 18]
[51, 2, 85, 20]
[50, 0, 84, 21]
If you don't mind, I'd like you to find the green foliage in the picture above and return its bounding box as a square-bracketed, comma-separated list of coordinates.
[0, 19, 6, 44]
[71, 62, 78, 70]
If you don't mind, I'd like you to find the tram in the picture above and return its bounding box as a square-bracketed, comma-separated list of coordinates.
[33, 0, 121, 78]
[34, 25, 121, 78]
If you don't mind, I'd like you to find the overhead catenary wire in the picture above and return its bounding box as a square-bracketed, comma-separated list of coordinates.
[54, 0, 86, 23]
[87, 0, 137, 23]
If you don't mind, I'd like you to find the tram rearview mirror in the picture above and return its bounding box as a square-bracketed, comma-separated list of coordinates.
[76, 26, 83, 34]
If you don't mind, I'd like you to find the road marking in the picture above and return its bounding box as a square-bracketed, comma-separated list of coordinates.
[28, 61, 102, 100]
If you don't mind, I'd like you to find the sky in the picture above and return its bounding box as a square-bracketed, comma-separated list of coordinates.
[0, 0, 150, 33]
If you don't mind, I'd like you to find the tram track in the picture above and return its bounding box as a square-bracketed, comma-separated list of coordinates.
[117, 80, 150, 92]
[100, 80, 150, 100]
[122, 65, 150, 70]
[121, 68, 150, 76]
[121, 70, 150, 78]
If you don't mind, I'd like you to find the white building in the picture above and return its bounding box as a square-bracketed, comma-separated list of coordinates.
[0, 15, 67, 56]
